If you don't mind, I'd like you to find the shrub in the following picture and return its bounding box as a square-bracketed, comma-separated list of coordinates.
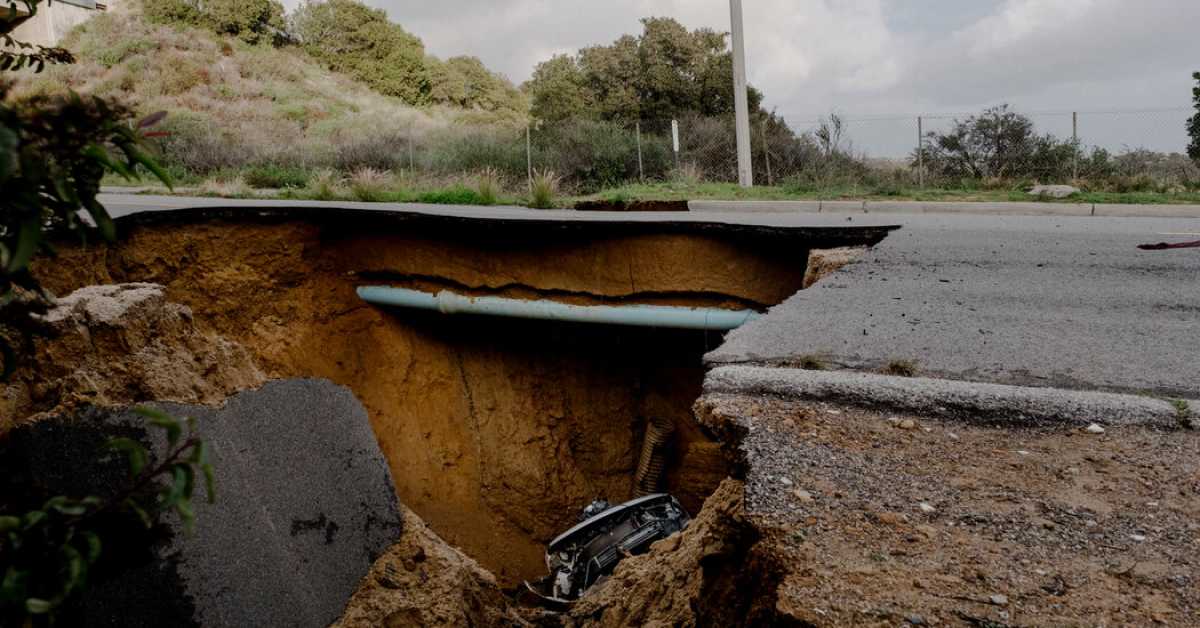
[423, 128, 525, 178]
[152, 110, 254, 175]
[332, 131, 407, 172]
[198, 175, 252, 197]
[476, 167, 500, 205]
[242, 164, 310, 189]
[143, 0, 285, 45]
[528, 170, 560, 209]
[306, 169, 344, 200]
[917, 105, 1077, 180]
[534, 119, 642, 191]
[670, 162, 703, 186]
[348, 167, 390, 201]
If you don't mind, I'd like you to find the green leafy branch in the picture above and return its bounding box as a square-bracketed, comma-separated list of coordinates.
[0, 408, 214, 621]
[0, 91, 173, 381]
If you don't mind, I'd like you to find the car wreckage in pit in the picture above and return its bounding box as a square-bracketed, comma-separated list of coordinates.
[525, 494, 690, 604]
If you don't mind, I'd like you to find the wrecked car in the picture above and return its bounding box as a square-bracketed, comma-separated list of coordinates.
[525, 494, 690, 604]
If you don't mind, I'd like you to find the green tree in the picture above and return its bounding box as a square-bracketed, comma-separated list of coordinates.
[917, 104, 1076, 180]
[525, 54, 590, 122]
[1188, 72, 1200, 164]
[427, 55, 527, 117]
[290, 0, 430, 104]
[527, 17, 765, 124]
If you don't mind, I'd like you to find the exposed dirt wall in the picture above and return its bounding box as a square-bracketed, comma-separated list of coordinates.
[1, 283, 265, 432]
[34, 219, 808, 583]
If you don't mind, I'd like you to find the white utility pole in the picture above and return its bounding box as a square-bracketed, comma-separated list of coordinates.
[730, 0, 753, 187]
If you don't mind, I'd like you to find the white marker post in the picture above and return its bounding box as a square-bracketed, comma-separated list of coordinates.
[730, 0, 753, 187]
[671, 119, 680, 171]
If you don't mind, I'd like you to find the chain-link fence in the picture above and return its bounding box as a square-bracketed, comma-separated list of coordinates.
[216, 106, 1190, 194]
[291, 107, 1199, 193]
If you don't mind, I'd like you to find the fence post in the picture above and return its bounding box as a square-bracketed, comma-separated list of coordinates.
[671, 119, 680, 172]
[407, 126, 415, 172]
[761, 120, 773, 186]
[917, 116, 924, 188]
[636, 121, 644, 182]
[525, 124, 533, 192]
[1072, 111, 1078, 181]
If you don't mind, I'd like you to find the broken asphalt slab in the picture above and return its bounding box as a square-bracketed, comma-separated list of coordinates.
[0, 379, 401, 628]
[706, 366, 1196, 429]
[707, 213, 1200, 400]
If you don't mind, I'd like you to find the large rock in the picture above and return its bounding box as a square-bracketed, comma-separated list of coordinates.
[0, 379, 402, 627]
[1027, 184, 1080, 199]
[1, 283, 265, 431]
[335, 505, 532, 628]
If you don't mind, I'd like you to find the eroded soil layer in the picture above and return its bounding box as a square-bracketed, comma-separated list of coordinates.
[33, 216, 833, 583]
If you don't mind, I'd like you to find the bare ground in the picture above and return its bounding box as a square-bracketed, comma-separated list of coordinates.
[698, 394, 1200, 627]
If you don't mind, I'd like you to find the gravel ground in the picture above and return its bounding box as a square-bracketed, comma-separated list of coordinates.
[700, 393, 1200, 627]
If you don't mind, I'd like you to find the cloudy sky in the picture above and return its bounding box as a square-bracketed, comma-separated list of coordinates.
[282, 0, 1200, 155]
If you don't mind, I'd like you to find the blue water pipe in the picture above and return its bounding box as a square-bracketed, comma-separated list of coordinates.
[356, 286, 759, 331]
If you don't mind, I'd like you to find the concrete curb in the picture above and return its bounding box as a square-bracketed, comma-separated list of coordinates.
[689, 199, 1200, 218]
[704, 365, 1196, 429]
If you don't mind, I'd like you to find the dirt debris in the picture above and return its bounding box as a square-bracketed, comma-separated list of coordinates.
[1, 283, 265, 432]
[804, 246, 867, 289]
[335, 505, 535, 628]
[699, 394, 1200, 627]
[563, 478, 799, 628]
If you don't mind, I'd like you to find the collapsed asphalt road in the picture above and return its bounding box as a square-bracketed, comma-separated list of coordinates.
[707, 211, 1200, 400]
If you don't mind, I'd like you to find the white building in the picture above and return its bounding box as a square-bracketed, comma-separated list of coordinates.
[6, 0, 114, 48]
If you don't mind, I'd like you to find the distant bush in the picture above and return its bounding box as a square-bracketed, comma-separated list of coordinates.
[331, 131, 407, 172]
[534, 119, 643, 191]
[423, 128, 526, 178]
[917, 105, 1078, 180]
[243, 164, 310, 189]
[305, 169, 344, 200]
[349, 167, 390, 201]
[143, 0, 286, 45]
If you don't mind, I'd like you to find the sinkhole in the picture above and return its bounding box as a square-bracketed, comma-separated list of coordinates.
[37, 207, 892, 587]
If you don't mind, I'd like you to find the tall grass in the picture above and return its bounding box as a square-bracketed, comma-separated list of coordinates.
[528, 170, 560, 209]
[476, 168, 500, 205]
[349, 167, 391, 202]
[306, 169, 344, 201]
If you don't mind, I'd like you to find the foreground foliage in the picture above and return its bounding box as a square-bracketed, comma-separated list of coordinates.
[0, 85, 168, 377]
[2, 11, 202, 623]
[0, 409, 214, 623]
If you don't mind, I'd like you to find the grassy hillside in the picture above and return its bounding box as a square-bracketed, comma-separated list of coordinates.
[12, 4, 524, 184]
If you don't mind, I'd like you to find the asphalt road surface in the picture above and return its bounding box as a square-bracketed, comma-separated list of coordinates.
[709, 212, 1200, 399]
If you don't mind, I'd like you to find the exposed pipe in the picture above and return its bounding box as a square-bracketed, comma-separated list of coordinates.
[633, 416, 676, 497]
[356, 286, 759, 331]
